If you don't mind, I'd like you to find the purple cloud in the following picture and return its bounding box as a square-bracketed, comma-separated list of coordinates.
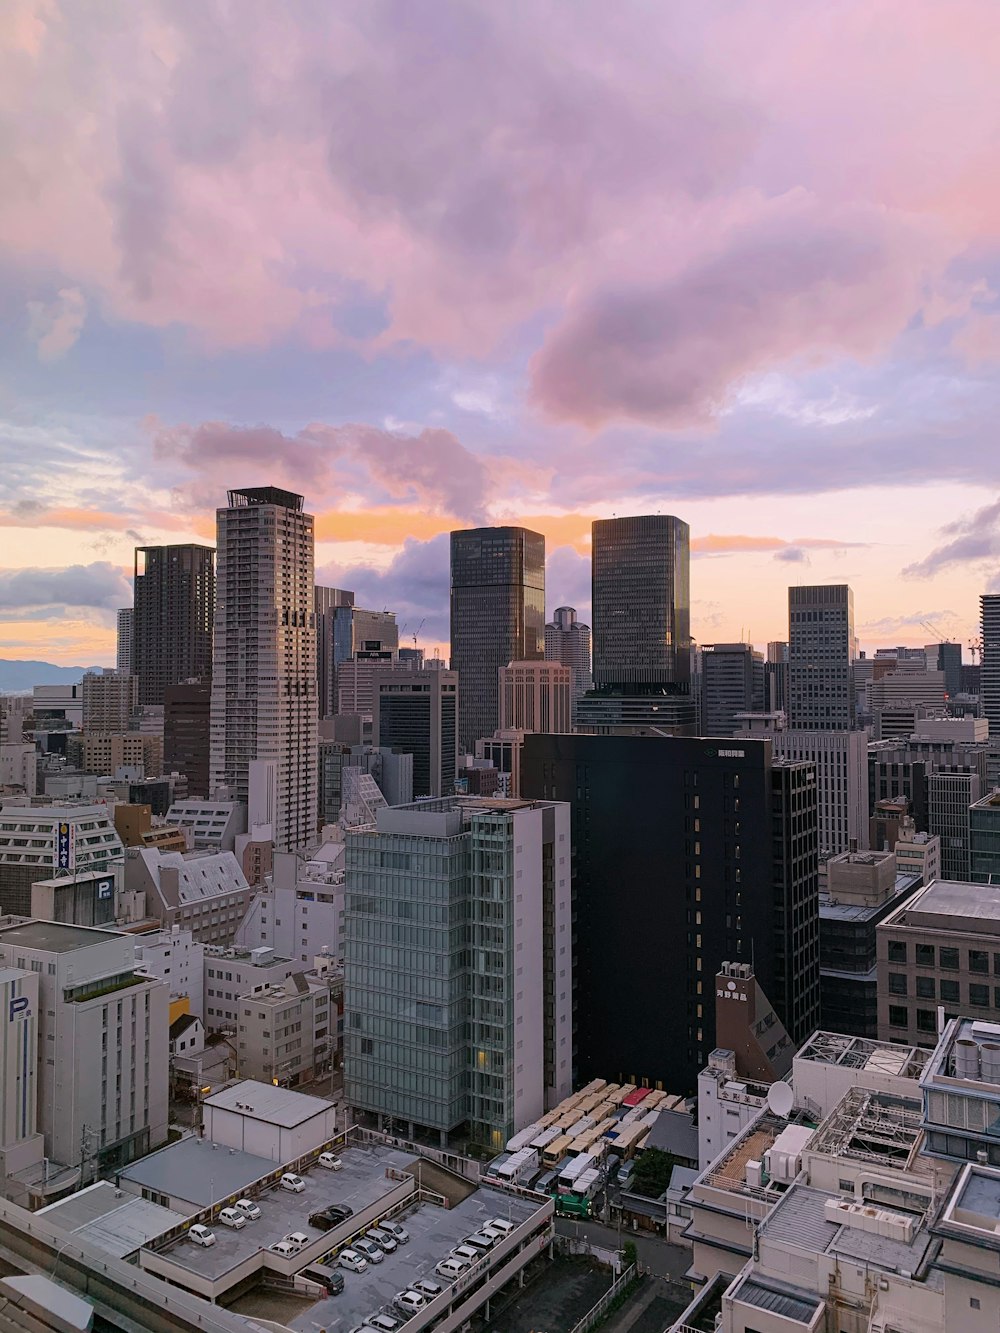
[903, 497, 1000, 577]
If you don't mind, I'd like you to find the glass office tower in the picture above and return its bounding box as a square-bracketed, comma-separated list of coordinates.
[450, 527, 545, 753]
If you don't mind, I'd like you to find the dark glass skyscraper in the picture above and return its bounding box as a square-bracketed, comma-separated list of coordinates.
[133, 544, 215, 705]
[982, 594, 1000, 738]
[592, 515, 690, 689]
[450, 527, 545, 753]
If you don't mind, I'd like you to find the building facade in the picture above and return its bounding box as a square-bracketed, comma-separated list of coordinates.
[970, 791, 1000, 884]
[209, 487, 318, 853]
[0, 806, 124, 917]
[982, 594, 1000, 738]
[928, 768, 982, 881]
[449, 527, 545, 753]
[878, 880, 1000, 1046]
[314, 585, 354, 719]
[82, 671, 137, 733]
[133, 545, 215, 707]
[787, 584, 856, 730]
[116, 608, 134, 675]
[701, 644, 764, 737]
[163, 682, 211, 797]
[520, 734, 818, 1092]
[374, 669, 458, 798]
[499, 660, 571, 734]
[0, 920, 169, 1178]
[544, 606, 592, 700]
[344, 797, 571, 1148]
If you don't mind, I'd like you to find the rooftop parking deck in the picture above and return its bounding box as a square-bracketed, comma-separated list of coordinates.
[286, 1186, 544, 1333]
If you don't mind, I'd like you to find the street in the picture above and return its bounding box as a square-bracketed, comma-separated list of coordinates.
[554, 1217, 691, 1280]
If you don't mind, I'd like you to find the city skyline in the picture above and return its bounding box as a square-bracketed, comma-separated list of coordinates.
[4, 3, 1000, 665]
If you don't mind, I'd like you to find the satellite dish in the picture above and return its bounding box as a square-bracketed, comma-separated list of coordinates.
[767, 1081, 794, 1118]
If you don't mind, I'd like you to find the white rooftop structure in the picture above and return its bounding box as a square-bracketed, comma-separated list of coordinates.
[204, 1079, 333, 1129]
[38, 1181, 185, 1258]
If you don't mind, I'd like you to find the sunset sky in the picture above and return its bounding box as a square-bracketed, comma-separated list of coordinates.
[2, 1, 1000, 666]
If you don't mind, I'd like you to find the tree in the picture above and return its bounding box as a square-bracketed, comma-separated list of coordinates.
[622, 1239, 638, 1272]
[630, 1147, 675, 1199]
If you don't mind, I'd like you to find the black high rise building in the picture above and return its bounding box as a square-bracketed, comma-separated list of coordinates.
[578, 515, 694, 733]
[787, 584, 855, 731]
[450, 527, 545, 753]
[133, 545, 215, 706]
[521, 733, 819, 1092]
[164, 681, 211, 797]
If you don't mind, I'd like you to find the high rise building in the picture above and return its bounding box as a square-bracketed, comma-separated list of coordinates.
[374, 669, 458, 798]
[116, 608, 134, 675]
[163, 681, 211, 797]
[133, 545, 215, 707]
[81, 670, 137, 733]
[450, 527, 545, 753]
[209, 487, 318, 853]
[701, 644, 764, 736]
[314, 586, 354, 718]
[544, 606, 592, 700]
[591, 514, 690, 689]
[765, 641, 789, 714]
[739, 720, 869, 860]
[982, 595, 1000, 737]
[926, 642, 963, 700]
[499, 660, 571, 734]
[344, 797, 572, 1148]
[579, 514, 694, 733]
[520, 734, 819, 1090]
[788, 584, 856, 730]
[928, 769, 982, 881]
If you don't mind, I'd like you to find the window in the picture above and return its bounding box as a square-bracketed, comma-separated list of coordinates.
[970, 950, 990, 975]
[888, 973, 908, 996]
[916, 1009, 937, 1033]
[916, 976, 935, 999]
[915, 943, 935, 967]
[888, 1005, 908, 1028]
[887, 941, 906, 963]
[940, 947, 960, 971]
[940, 979, 960, 1004]
[970, 983, 990, 1008]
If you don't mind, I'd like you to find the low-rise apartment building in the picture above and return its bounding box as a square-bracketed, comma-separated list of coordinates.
[125, 847, 253, 945]
[0, 804, 124, 916]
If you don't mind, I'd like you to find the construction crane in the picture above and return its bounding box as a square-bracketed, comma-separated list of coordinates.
[970, 638, 983, 664]
[920, 620, 953, 644]
[412, 618, 425, 648]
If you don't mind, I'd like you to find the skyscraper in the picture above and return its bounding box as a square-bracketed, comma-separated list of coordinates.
[765, 640, 789, 713]
[545, 606, 592, 699]
[116, 608, 134, 675]
[701, 643, 764, 736]
[450, 526, 545, 752]
[520, 734, 818, 1090]
[982, 595, 1000, 737]
[209, 487, 318, 852]
[374, 669, 458, 798]
[133, 545, 215, 706]
[591, 515, 690, 689]
[788, 584, 856, 730]
[314, 586, 354, 718]
[576, 514, 694, 733]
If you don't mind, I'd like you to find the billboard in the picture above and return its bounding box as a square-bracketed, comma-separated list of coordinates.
[57, 820, 76, 871]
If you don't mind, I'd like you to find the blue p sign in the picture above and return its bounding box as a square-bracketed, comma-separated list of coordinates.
[8, 996, 29, 1021]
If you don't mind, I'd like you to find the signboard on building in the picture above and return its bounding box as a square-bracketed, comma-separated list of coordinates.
[57, 820, 76, 871]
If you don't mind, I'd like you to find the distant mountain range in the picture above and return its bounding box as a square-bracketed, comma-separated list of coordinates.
[0, 659, 108, 693]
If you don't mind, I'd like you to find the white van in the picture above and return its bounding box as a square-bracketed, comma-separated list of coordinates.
[450, 1244, 480, 1266]
[279, 1173, 305, 1192]
[270, 1240, 299, 1258]
[218, 1207, 246, 1229]
[235, 1198, 261, 1221]
[318, 1152, 342, 1170]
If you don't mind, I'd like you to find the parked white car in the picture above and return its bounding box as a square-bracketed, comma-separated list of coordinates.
[279, 1172, 305, 1192]
[366, 1227, 397, 1253]
[285, 1231, 310, 1249]
[234, 1198, 261, 1221]
[217, 1207, 246, 1229]
[339, 1249, 369, 1273]
[485, 1217, 515, 1236]
[434, 1257, 467, 1280]
[318, 1152, 343, 1170]
[270, 1240, 299, 1258]
[393, 1290, 426, 1316]
[353, 1238, 385, 1265]
[364, 1315, 401, 1332]
[379, 1219, 409, 1245]
[187, 1224, 215, 1247]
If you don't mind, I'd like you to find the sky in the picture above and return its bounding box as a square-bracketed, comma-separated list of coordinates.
[2, 1, 1000, 667]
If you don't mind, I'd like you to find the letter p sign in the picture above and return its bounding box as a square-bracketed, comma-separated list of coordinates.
[8, 995, 29, 1021]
